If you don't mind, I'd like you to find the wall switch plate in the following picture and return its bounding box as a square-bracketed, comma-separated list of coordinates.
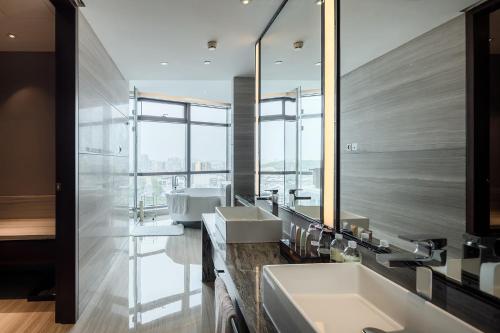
[345, 144, 352, 151]
[352, 143, 358, 151]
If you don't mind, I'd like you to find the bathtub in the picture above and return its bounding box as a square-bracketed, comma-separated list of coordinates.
[166, 186, 230, 223]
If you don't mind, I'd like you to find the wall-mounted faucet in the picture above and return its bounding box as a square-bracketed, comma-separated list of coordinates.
[288, 189, 311, 209]
[257, 189, 279, 216]
[376, 235, 447, 268]
[376, 235, 447, 300]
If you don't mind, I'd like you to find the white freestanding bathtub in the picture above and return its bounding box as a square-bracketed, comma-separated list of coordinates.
[167, 186, 229, 223]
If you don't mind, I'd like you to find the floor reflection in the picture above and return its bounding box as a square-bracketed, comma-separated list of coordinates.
[129, 228, 214, 333]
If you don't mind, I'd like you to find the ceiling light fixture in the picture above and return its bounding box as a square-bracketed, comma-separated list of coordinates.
[315, 61, 321, 66]
[7, 33, 16, 39]
[315, 0, 324, 5]
[241, 0, 252, 4]
[160, 62, 168, 66]
[204, 60, 211, 65]
[275, 60, 283, 65]
[293, 41, 304, 51]
[208, 40, 217, 51]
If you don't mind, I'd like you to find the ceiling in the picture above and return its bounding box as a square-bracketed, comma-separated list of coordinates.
[81, 0, 284, 81]
[0, 0, 54, 52]
[260, 0, 322, 91]
[340, 0, 479, 75]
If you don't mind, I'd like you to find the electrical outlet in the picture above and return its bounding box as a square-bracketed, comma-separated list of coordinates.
[345, 144, 352, 151]
[352, 143, 358, 151]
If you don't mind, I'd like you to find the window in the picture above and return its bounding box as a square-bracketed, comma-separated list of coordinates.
[138, 122, 186, 173]
[260, 120, 284, 172]
[191, 125, 227, 171]
[191, 105, 227, 124]
[140, 100, 185, 118]
[131, 98, 230, 209]
[259, 93, 322, 205]
[301, 95, 322, 115]
[190, 173, 228, 188]
[260, 100, 283, 116]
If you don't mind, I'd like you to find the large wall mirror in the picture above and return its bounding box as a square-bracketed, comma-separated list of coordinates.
[339, 0, 500, 301]
[258, 0, 323, 221]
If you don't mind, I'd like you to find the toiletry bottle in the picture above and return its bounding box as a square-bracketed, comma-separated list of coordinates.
[378, 239, 391, 253]
[330, 233, 345, 262]
[360, 232, 369, 243]
[290, 222, 296, 244]
[318, 227, 333, 257]
[308, 224, 321, 250]
[300, 227, 308, 254]
[342, 241, 361, 263]
[341, 221, 353, 235]
[350, 224, 358, 237]
[295, 226, 302, 252]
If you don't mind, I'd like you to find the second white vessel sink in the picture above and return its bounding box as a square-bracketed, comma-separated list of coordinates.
[263, 263, 481, 333]
[215, 206, 282, 243]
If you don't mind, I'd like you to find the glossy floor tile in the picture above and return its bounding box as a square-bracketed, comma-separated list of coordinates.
[129, 228, 214, 333]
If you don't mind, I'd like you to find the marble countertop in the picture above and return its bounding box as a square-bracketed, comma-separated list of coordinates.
[202, 213, 287, 333]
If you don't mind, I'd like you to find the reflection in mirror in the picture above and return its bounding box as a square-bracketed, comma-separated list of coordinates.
[259, 0, 322, 221]
[340, 0, 500, 300]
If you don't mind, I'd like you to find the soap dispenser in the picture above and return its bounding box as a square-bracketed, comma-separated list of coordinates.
[330, 233, 345, 262]
[343, 241, 361, 263]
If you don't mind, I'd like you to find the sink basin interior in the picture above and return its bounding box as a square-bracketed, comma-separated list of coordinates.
[263, 263, 481, 333]
[216, 206, 279, 222]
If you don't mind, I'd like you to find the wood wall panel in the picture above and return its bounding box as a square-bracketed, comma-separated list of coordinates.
[340, 15, 466, 256]
[232, 77, 256, 200]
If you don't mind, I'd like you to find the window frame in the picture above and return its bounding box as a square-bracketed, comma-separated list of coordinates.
[131, 97, 231, 209]
[259, 94, 322, 199]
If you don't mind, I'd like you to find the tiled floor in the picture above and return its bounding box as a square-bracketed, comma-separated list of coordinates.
[0, 220, 214, 333]
[129, 227, 214, 333]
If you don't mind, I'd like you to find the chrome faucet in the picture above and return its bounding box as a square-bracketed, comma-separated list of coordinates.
[376, 235, 447, 268]
[257, 189, 279, 216]
[173, 175, 186, 190]
[376, 235, 447, 301]
[288, 189, 311, 209]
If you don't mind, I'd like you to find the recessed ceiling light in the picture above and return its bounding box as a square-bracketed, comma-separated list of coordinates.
[7, 33, 16, 39]
[208, 40, 217, 51]
[160, 62, 168, 66]
[315, 0, 324, 5]
[315, 61, 321, 66]
[204, 60, 211, 65]
[293, 41, 304, 51]
[241, 0, 252, 4]
[275, 60, 284, 65]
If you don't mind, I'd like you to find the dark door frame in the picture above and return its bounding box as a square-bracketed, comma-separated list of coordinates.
[466, 0, 500, 236]
[50, 0, 78, 324]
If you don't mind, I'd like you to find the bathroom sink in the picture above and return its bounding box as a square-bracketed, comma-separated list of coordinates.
[262, 263, 481, 333]
[215, 207, 282, 243]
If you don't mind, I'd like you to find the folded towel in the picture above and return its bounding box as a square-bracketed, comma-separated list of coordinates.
[166, 193, 189, 214]
[215, 277, 237, 333]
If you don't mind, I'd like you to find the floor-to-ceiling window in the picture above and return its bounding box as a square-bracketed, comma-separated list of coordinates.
[130, 96, 231, 210]
[259, 92, 322, 206]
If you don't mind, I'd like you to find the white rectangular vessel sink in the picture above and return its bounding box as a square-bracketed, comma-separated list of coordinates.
[215, 207, 282, 243]
[263, 263, 481, 333]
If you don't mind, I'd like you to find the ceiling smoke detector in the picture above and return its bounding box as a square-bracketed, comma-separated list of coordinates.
[293, 41, 304, 50]
[208, 40, 217, 51]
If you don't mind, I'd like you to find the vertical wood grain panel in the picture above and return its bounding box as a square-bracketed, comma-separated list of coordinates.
[340, 16, 466, 255]
[232, 77, 256, 200]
